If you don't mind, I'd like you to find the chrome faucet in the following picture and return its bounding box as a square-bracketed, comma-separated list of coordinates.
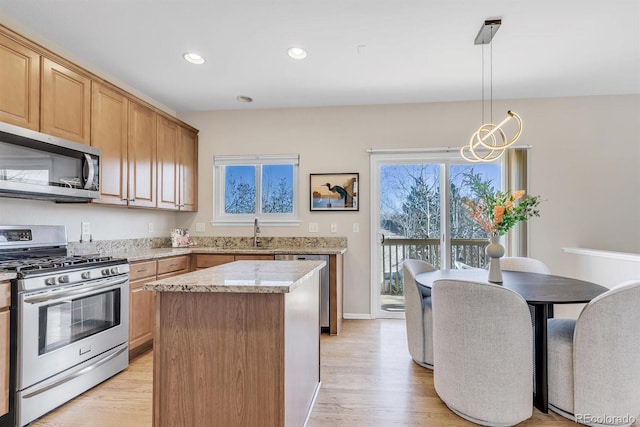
[253, 218, 261, 247]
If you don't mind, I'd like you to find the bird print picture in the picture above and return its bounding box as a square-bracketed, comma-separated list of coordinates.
[310, 173, 359, 211]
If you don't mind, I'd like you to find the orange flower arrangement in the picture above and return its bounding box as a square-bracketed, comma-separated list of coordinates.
[463, 188, 540, 237]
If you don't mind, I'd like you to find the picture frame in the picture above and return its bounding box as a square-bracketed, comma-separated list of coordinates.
[310, 173, 359, 211]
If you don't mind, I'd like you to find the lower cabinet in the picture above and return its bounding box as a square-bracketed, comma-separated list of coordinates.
[194, 254, 274, 270]
[128, 256, 189, 359]
[0, 281, 9, 417]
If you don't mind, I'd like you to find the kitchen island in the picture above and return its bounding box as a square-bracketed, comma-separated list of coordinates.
[144, 260, 325, 427]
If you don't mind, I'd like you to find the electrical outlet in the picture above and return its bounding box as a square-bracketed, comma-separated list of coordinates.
[195, 222, 206, 233]
[330, 224, 337, 233]
[81, 222, 91, 235]
[353, 223, 360, 233]
[308, 223, 319, 233]
[148, 223, 154, 233]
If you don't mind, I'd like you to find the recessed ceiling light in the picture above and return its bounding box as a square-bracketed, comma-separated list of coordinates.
[183, 52, 205, 65]
[236, 96, 253, 103]
[287, 47, 307, 60]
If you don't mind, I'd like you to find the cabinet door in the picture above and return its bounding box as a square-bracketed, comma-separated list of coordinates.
[178, 127, 198, 211]
[41, 57, 91, 145]
[91, 82, 128, 205]
[0, 33, 40, 130]
[129, 278, 155, 357]
[157, 255, 189, 276]
[156, 116, 179, 210]
[234, 255, 275, 261]
[195, 254, 235, 269]
[128, 102, 157, 208]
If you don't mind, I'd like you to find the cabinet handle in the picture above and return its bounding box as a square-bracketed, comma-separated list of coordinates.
[169, 263, 178, 267]
[130, 198, 136, 202]
[136, 269, 148, 273]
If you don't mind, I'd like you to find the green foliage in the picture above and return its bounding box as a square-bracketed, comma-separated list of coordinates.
[462, 171, 541, 236]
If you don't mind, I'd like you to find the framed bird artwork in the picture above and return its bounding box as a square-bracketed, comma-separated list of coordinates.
[310, 173, 359, 211]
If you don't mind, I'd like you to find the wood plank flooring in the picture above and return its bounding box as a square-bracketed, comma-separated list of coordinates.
[32, 319, 599, 426]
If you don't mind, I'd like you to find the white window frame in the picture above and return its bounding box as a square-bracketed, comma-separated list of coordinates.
[212, 154, 300, 226]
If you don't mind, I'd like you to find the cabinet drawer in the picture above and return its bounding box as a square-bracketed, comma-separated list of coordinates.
[0, 282, 9, 310]
[195, 254, 235, 269]
[234, 254, 275, 261]
[129, 261, 157, 281]
[157, 256, 189, 275]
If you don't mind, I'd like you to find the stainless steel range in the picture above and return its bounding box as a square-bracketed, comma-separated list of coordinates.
[0, 225, 129, 427]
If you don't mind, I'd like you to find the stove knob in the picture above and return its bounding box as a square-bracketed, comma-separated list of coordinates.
[58, 275, 70, 284]
[101, 269, 111, 276]
[110, 267, 119, 275]
[45, 277, 57, 286]
[81, 271, 91, 280]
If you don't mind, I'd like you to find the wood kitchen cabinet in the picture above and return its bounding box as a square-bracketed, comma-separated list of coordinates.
[178, 127, 198, 211]
[0, 25, 199, 212]
[91, 83, 128, 205]
[41, 57, 91, 145]
[128, 256, 189, 359]
[156, 116, 179, 210]
[127, 101, 157, 208]
[0, 281, 10, 417]
[156, 116, 198, 211]
[193, 254, 275, 270]
[92, 83, 158, 208]
[128, 260, 157, 359]
[194, 254, 235, 270]
[156, 255, 189, 279]
[0, 32, 40, 130]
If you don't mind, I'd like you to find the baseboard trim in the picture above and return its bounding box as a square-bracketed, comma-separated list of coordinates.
[343, 313, 374, 320]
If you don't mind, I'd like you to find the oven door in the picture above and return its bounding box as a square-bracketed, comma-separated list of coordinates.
[17, 274, 129, 390]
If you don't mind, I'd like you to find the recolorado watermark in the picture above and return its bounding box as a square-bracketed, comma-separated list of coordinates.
[575, 413, 637, 425]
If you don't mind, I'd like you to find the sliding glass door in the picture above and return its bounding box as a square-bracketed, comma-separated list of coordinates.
[371, 152, 500, 318]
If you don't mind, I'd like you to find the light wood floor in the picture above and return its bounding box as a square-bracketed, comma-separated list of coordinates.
[33, 319, 588, 426]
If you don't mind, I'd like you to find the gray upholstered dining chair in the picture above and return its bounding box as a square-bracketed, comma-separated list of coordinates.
[402, 259, 436, 369]
[432, 279, 533, 426]
[500, 256, 551, 275]
[547, 280, 640, 426]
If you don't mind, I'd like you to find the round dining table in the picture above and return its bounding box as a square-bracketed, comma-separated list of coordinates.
[414, 269, 608, 414]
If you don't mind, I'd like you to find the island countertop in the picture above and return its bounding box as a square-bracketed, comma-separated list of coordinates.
[143, 260, 326, 294]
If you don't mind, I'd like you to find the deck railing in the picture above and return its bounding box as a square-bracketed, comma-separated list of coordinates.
[380, 237, 489, 295]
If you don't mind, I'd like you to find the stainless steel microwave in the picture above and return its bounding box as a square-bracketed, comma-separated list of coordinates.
[0, 122, 100, 202]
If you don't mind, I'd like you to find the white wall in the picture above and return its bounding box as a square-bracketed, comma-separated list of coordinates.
[0, 198, 177, 241]
[179, 94, 640, 316]
[1, 95, 636, 316]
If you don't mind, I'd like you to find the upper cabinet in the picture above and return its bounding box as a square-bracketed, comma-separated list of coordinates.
[41, 57, 91, 145]
[127, 101, 157, 208]
[156, 116, 180, 210]
[92, 82, 158, 208]
[157, 117, 198, 211]
[0, 24, 198, 210]
[91, 82, 128, 205]
[179, 127, 198, 212]
[0, 32, 40, 130]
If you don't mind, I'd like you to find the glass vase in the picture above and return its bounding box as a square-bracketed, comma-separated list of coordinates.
[486, 235, 505, 283]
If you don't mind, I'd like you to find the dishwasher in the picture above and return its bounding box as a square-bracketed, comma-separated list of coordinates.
[275, 254, 330, 331]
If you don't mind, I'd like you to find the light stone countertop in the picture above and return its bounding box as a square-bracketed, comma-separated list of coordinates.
[143, 260, 326, 293]
[0, 273, 16, 281]
[110, 246, 347, 263]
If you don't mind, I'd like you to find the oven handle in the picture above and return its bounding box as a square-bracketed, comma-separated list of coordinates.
[23, 276, 128, 305]
[22, 345, 128, 399]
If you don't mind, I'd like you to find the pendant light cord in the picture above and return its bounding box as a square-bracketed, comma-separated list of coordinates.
[490, 24, 493, 124]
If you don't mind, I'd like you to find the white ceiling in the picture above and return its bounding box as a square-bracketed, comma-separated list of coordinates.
[1, 0, 638, 112]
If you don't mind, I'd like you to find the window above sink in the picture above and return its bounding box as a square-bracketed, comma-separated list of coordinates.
[212, 154, 300, 226]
